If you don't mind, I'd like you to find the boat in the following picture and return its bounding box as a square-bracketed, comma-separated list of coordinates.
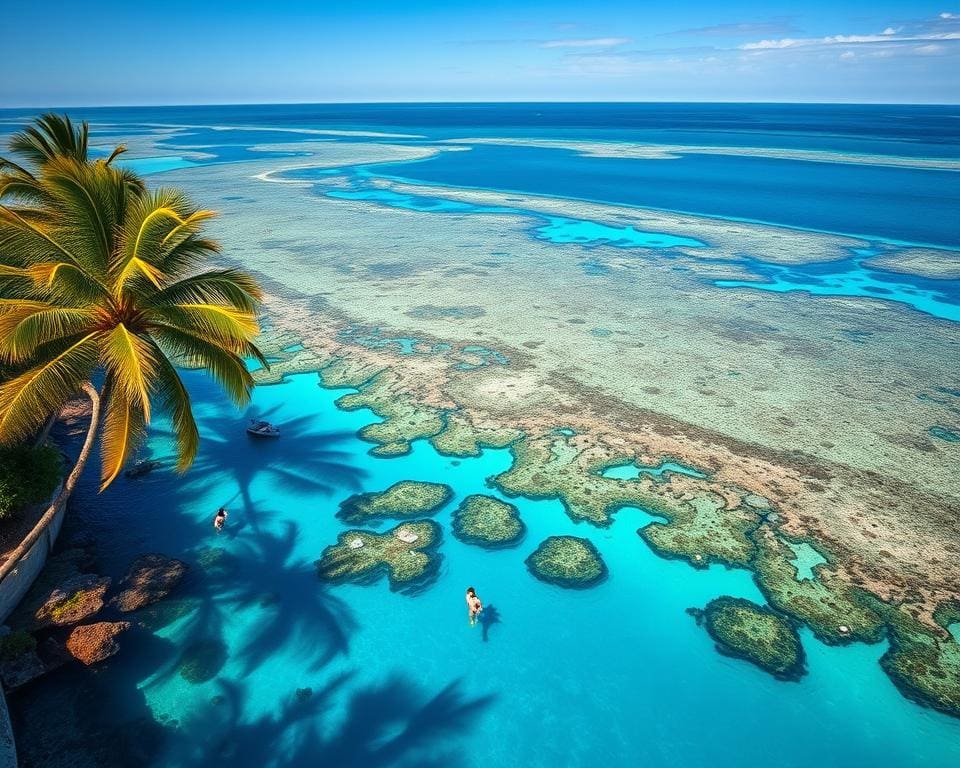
[246, 419, 280, 438]
[124, 459, 161, 479]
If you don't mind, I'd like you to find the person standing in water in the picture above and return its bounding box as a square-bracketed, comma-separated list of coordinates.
[214, 508, 228, 533]
[465, 586, 483, 626]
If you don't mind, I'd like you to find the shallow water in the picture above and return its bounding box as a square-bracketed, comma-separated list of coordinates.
[42, 370, 960, 767]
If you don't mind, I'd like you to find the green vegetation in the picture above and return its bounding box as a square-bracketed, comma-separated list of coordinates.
[337, 480, 453, 524]
[0, 629, 37, 661]
[0, 113, 266, 491]
[690, 596, 806, 681]
[0, 443, 61, 519]
[316, 520, 442, 592]
[451, 494, 525, 548]
[525, 536, 607, 588]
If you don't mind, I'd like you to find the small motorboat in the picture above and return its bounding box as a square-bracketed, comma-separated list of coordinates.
[125, 459, 161, 479]
[246, 419, 280, 438]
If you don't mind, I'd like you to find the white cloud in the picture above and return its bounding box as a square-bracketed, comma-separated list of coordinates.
[740, 31, 960, 50]
[940, 12, 959, 19]
[540, 37, 631, 49]
[881, 27, 900, 35]
[915, 43, 945, 54]
[840, 51, 856, 59]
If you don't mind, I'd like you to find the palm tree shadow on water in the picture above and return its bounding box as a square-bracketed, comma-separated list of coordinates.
[18, 377, 501, 766]
[165, 673, 496, 768]
[145, 393, 369, 534]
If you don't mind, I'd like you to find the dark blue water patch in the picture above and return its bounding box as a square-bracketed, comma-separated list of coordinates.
[935, 387, 960, 398]
[6, 103, 958, 157]
[159, 127, 339, 147]
[929, 426, 960, 442]
[367, 144, 960, 248]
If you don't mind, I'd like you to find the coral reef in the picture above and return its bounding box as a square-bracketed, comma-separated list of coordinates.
[337, 480, 453, 524]
[316, 520, 442, 592]
[336, 371, 445, 456]
[525, 536, 607, 588]
[430, 413, 521, 457]
[872, 600, 960, 719]
[689, 596, 806, 681]
[450, 495, 525, 548]
[495, 436, 760, 568]
[751, 527, 884, 645]
[112, 553, 188, 612]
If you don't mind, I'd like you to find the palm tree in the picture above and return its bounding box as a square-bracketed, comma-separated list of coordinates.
[0, 114, 267, 492]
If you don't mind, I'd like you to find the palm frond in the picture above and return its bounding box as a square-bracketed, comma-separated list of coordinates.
[0, 302, 97, 363]
[149, 324, 255, 406]
[99, 323, 158, 422]
[0, 331, 101, 444]
[98, 385, 146, 491]
[147, 339, 200, 472]
[7, 113, 89, 167]
[143, 268, 264, 313]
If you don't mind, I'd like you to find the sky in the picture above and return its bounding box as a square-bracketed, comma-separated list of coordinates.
[2, 1, 959, 106]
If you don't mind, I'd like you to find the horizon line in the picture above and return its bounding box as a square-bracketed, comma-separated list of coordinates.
[1, 98, 959, 112]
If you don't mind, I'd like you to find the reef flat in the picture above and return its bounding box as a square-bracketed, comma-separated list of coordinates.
[315, 520, 442, 592]
[525, 536, 607, 588]
[155, 136, 960, 718]
[689, 596, 806, 681]
[337, 480, 453, 524]
[451, 495, 525, 548]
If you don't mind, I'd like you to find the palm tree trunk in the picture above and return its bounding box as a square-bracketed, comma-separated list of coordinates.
[34, 411, 58, 448]
[0, 382, 101, 582]
[57, 382, 102, 502]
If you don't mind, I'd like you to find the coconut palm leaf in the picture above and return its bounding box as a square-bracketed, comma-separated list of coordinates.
[0, 114, 266, 490]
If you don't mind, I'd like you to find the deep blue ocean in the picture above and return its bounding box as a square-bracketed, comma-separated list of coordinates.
[1, 103, 959, 767]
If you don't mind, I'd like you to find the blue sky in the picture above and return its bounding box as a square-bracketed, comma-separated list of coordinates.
[3, 1, 959, 105]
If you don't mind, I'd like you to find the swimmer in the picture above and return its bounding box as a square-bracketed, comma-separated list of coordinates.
[465, 586, 483, 626]
[214, 508, 228, 533]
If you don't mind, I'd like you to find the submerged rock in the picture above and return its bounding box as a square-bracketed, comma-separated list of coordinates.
[32, 573, 111, 629]
[316, 520, 442, 593]
[525, 536, 607, 589]
[337, 480, 453, 524]
[451, 494, 525, 548]
[65, 621, 131, 666]
[178, 638, 227, 683]
[690, 596, 806, 681]
[112, 554, 188, 612]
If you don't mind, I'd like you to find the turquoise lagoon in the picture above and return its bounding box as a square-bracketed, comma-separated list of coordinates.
[2, 104, 959, 766]
[29, 369, 960, 767]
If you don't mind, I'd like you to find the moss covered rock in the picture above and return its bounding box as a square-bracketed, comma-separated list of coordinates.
[525, 536, 607, 589]
[690, 596, 806, 681]
[316, 520, 442, 593]
[337, 481, 453, 524]
[451, 495, 525, 548]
